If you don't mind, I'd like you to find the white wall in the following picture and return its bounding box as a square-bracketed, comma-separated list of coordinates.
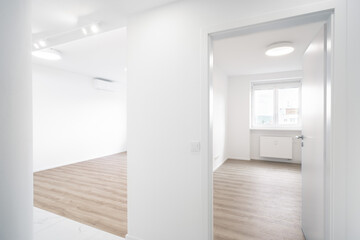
[212, 67, 228, 170]
[227, 77, 250, 160]
[126, 1, 349, 240]
[347, 0, 360, 238]
[33, 64, 127, 172]
[0, 1, 33, 239]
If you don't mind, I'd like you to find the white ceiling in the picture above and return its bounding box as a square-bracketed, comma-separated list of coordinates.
[33, 28, 127, 82]
[32, 0, 178, 37]
[32, 0, 179, 81]
[213, 22, 324, 76]
[32, 1, 323, 81]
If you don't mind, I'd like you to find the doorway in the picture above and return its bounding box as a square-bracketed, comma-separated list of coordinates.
[209, 11, 333, 240]
[31, 28, 128, 239]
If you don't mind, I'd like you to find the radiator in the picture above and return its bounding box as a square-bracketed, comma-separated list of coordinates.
[260, 136, 293, 159]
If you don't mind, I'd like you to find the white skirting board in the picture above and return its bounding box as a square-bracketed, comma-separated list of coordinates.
[126, 234, 143, 240]
[214, 156, 251, 172]
[251, 155, 301, 164]
[227, 156, 251, 161]
[33, 149, 127, 172]
[213, 158, 226, 172]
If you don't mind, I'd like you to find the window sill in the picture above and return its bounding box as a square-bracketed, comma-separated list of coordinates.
[250, 128, 302, 131]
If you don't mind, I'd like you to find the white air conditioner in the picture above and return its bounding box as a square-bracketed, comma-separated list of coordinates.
[93, 77, 118, 91]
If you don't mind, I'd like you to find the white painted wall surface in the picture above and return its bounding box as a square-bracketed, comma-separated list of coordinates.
[347, 0, 360, 238]
[126, 1, 349, 240]
[0, 1, 33, 239]
[212, 67, 228, 170]
[227, 77, 250, 160]
[33, 64, 127, 172]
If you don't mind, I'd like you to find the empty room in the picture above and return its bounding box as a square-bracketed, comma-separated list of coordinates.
[212, 14, 330, 240]
[32, 20, 128, 240]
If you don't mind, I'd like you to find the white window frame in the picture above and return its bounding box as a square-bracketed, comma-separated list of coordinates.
[251, 79, 302, 130]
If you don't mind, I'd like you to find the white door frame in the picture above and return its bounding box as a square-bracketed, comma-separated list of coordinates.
[201, 6, 339, 240]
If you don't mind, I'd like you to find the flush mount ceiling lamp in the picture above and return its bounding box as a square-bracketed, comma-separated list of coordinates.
[32, 49, 62, 61]
[265, 42, 295, 56]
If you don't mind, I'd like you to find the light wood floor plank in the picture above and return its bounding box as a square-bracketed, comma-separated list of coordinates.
[34, 154, 304, 240]
[34, 152, 127, 237]
[214, 159, 305, 240]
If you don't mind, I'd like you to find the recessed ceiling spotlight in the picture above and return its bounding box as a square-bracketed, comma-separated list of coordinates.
[265, 42, 294, 56]
[90, 23, 99, 33]
[81, 27, 88, 35]
[33, 43, 40, 49]
[32, 49, 62, 61]
[38, 39, 47, 47]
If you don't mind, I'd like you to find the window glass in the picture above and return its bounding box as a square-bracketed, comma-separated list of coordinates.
[278, 88, 300, 126]
[253, 89, 274, 126]
[251, 81, 301, 129]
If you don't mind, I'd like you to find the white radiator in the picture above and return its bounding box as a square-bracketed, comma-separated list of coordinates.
[260, 136, 293, 159]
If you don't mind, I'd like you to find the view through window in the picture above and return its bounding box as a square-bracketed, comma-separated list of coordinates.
[251, 80, 301, 129]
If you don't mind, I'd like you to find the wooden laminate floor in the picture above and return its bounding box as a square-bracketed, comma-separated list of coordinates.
[34, 152, 127, 237]
[35, 154, 304, 240]
[214, 159, 305, 240]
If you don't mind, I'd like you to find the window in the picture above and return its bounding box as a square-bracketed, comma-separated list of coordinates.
[253, 89, 274, 126]
[251, 80, 301, 129]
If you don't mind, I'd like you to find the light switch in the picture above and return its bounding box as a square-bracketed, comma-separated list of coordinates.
[190, 141, 201, 153]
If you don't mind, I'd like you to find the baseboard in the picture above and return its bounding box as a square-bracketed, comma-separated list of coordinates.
[213, 154, 230, 171]
[227, 156, 251, 161]
[33, 149, 127, 172]
[126, 234, 143, 240]
[251, 155, 301, 164]
[34, 159, 89, 172]
[213, 158, 226, 172]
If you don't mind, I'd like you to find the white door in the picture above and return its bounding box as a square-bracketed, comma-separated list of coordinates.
[301, 25, 326, 240]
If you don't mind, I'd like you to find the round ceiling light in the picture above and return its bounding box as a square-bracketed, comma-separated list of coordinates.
[32, 49, 62, 61]
[265, 42, 294, 56]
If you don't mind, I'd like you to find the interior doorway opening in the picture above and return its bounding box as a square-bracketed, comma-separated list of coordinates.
[32, 28, 128, 239]
[209, 11, 333, 240]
